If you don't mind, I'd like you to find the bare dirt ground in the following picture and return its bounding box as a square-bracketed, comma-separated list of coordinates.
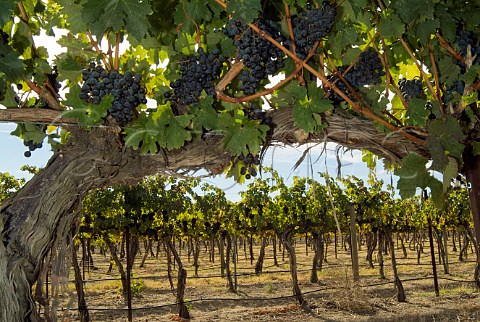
[51, 238, 480, 321]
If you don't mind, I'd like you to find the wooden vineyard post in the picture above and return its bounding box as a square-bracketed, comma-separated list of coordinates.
[233, 234, 238, 292]
[350, 204, 360, 282]
[428, 218, 440, 296]
[125, 227, 133, 322]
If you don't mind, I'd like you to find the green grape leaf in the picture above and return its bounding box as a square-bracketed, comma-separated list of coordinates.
[55, 54, 84, 82]
[174, 0, 212, 34]
[362, 151, 377, 170]
[124, 113, 160, 154]
[153, 105, 193, 150]
[62, 84, 113, 125]
[394, 152, 443, 203]
[415, 18, 440, 44]
[0, 0, 15, 26]
[437, 56, 461, 84]
[191, 96, 218, 132]
[125, 104, 193, 153]
[460, 64, 480, 84]
[57, 0, 87, 34]
[293, 99, 332, 133]
[473, 142, 480, 156]
[10, 124, 46, 144]
[377, 12, 405, 40]
[328, 25, 359, 58]
[426, 116, 465, 169]
[83, 0, 152, 41]
[221, 115, 268, 156]
[292, 83, 332, 133]
[226, 0, 261, 24]
[443, 157, 458, 193]
[0, 44, 24, 78]
[0, 86, 18, 108]
[405, 98, 430, 126]
[392, 0, 434, 24]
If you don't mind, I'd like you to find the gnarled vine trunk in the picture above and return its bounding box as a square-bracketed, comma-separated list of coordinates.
[280, 226, 306, 308]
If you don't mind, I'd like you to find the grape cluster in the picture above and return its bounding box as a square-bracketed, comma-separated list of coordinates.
[223, 18, 286, 95]
[291, 2, 336, 60]
[164, 47, 225, 113]
[239, 153, 260, 179]
[443, 80, 465, 104]
[23, 125, 46, 158]
[243, 103, 274, 130]
[79, 63, 147, 126]
[23, 140, 43, 158]
[328, 51, 385, 103]
[398, 78, 423, 101]
[455, 25, 480, 64]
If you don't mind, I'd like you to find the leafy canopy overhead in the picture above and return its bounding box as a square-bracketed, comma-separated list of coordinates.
[0, 0, 479, 201]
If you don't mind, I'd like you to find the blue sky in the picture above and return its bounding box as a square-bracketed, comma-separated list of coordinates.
[0, 121, 396, 201]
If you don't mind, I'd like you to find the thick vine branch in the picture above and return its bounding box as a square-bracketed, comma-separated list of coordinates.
[0, 108, 75, 124]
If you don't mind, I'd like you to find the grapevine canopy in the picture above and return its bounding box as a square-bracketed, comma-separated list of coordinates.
[0, 0, 479, 203]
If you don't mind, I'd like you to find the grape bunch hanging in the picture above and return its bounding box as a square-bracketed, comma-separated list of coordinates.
[455, 24, 480, 65]
[239, 153, 260, 179]
[398, 78, 423, 102]
[164, 47, 225, 112]
[223, 18, 287, 95]
[328, 51, 385, 102]
[79, 63, 147, 126]
[291, 2, 337, 60]
[23, 128, 45, 158]
[242, 103, 274, 133]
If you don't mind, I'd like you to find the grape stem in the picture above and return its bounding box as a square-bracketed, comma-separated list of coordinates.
[87, 31, 110, 69]
[214, 0, 425, 145]
[371, 40, 410, 112]
[17, 3, 38, 58]
[17, 2, 61, 106]
[428, 42, 445, 115]
[400, 37, 440, 105]
[435, 32, 466, 63]
[24, 79, 62, 111]
[114, 32, 121, 71]
[215, 60, 245, 94]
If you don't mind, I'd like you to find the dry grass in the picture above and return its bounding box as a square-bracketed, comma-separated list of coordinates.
[42, 237, 480, 321]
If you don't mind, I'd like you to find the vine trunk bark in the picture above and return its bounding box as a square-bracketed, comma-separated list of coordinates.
[280, 227, 307, 308]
